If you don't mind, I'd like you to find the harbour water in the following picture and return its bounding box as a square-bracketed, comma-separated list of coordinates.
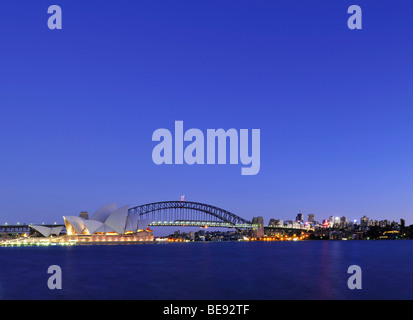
[0, 241, 412, 300]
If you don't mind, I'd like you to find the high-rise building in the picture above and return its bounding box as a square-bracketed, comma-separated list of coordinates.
[379, 220, 389, 228]
[360, 215, 369, 227]
[269, 219, 282, 227]
[252, 216, 264, 238]
[308, 214, 315, 223]
[328, 216, 334, 227]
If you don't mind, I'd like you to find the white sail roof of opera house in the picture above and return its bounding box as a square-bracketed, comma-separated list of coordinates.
[90, 202, 117, 223]
[63, 216, 86, 235]
[104, 204, 130, 235]
[30, 225, 64, 237]
[82, 219, 104, 235]
[63, 203, 151, 236]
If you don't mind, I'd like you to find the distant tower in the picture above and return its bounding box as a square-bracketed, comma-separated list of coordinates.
[252, 216, 264, 238]
[308, 214, 315, 223]
[296, 209, 303, 223]
[79, 211, 89, 220]
[360, 215, 369, 227]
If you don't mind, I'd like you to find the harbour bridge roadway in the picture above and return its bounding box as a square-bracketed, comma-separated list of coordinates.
[0, 225, 31, 234]
[128, 201, 312, 232]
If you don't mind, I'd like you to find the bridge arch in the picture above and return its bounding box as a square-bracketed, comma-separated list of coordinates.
[128, 201, 251, 227]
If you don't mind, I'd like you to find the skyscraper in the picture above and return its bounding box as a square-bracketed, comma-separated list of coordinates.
[340, 216, 347, 227]
[360, 215, 369, 227]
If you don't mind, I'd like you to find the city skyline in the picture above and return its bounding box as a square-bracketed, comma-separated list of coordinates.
[1, 1, 413, 225]
[0, 199, 406, 232]
[0, 193, 408, 227]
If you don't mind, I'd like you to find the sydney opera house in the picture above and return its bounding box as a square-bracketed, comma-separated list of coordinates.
[31, 203, 154, 243]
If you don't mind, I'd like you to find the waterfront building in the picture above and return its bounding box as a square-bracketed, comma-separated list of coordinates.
[189, 231, 195, 240]
[251, 216, 264, 238]
[64, 203, 149, 235]
[63, 203, 153, 242]
[30, 225, 64, 237]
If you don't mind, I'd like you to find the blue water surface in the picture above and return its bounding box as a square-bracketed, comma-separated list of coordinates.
[0, 241, 411, 300]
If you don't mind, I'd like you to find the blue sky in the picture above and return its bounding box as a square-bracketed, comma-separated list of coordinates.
[1, 0, 413, 226]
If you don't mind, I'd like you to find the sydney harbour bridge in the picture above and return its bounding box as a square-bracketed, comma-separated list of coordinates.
[127, 200, 309, 232]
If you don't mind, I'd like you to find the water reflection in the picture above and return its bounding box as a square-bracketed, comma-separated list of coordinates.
[0, 241, 412, 299]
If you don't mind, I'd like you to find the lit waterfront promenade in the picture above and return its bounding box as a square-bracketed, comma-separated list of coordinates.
[0, 236, 76, 247]
[0, 234, 155, 247]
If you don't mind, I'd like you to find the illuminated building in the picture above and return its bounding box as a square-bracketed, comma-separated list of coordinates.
[360, 215, 369, 227]
[29, 225, 64, 237]
[63, 203, 154, 242]
[251, 216, 264, 238]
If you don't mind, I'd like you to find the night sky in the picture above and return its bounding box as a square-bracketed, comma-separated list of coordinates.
[1, 1, 413, 226]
